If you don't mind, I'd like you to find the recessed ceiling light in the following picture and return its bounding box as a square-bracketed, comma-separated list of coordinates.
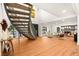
[62, 10, 67, 13]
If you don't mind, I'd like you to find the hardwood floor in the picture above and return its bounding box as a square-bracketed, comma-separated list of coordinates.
[11, 36, 79, 56]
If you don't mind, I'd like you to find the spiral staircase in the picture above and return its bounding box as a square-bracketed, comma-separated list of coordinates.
[4, 3, 37, 40]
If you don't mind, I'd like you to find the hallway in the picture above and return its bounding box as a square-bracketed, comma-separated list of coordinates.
[12, 36, 79, 56]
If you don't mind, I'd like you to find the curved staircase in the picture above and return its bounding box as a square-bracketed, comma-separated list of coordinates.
[4, 3, 37, 40]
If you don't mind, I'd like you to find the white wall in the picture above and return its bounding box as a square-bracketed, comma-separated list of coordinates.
[38, 16, 77, 36]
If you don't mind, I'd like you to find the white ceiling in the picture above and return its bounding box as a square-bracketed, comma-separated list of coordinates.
[0, 3, 78, 24]
[32, 3, 77, 24]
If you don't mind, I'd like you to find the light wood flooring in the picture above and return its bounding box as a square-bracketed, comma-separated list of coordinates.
[11, 36, 79, 56]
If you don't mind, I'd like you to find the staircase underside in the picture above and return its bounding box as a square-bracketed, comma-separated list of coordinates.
[4, 3, 37, 39]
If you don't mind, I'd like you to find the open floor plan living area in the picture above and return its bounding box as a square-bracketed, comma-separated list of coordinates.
[0, 3, 78, 56]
